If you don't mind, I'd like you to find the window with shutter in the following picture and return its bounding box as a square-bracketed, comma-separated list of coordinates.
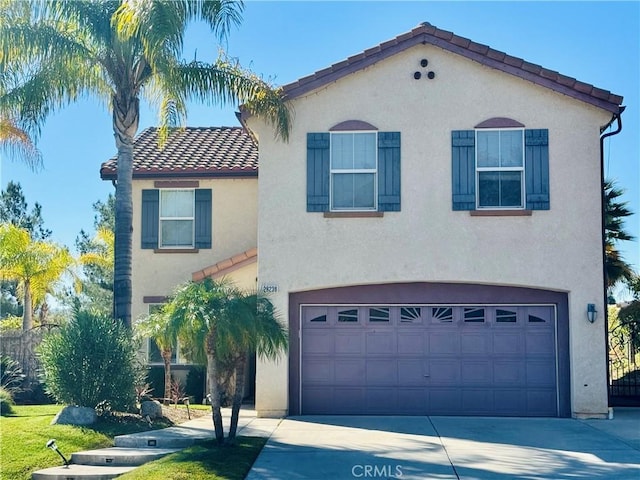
[307, 130, 400, 212]
[451, 128, 549, 211]
[141, 188, 212, 249]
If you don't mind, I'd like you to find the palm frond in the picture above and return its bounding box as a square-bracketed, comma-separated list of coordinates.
[168, 57, 291, 140]
[0, 117, 42, 169]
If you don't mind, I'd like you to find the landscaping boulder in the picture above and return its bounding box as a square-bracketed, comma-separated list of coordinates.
[140, 400, 163, 419]
[51, 405, 97, 426]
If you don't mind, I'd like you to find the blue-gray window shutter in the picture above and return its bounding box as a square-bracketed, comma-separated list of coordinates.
[451, 130, 476, 210]
[194, 189, 212, 248]
[141, 189, 159, 249]
[307, 133, 330, 212]
[378, 132, 401, 211]
[525, 129, 550, 210]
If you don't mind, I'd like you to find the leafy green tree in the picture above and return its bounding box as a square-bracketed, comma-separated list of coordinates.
[0, 0, 291, 328]
[165, 278, 286, 444]
[0, 224, 74, 330]
[0, 181, 50, 241]
[0, 182, 51, 319]
[604, 179, 635, 289]
[38, 308, 139, 410]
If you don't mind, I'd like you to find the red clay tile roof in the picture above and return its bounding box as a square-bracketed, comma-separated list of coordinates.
[282, 22, 623, 114]
[100, 127, 258, 180]
[192, 248, 257, 281]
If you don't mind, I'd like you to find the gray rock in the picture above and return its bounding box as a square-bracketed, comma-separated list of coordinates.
[140, 400, 163, 419]
[51, 405, 97, 426]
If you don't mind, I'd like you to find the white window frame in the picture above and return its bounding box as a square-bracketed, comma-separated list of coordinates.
[475, 128, 525, 210]
[329, 131, 378, 212]
[159, 189, 195, 248]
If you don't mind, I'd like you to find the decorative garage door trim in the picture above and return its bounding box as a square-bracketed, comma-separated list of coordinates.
[288, 283, 570, 417]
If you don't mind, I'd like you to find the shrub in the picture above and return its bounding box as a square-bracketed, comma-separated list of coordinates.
[38, 308, 139, 411]
[0, 386, 15, 415]
[0, 354, 25, 396]
[185, 366, 205, 404]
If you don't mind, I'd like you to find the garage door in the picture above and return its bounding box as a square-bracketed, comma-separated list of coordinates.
[301, 304, 558, 416]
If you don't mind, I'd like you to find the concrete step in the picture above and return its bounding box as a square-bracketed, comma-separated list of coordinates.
[71, 447, 180, 466]
[31, 464, 136, 480]
[114, 425, 213, 449]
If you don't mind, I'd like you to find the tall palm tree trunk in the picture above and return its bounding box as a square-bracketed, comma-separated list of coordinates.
[207, 332, 224, 444]
[112, 95, 139, 328]
[162, 349, 172, 402]
[228, 353, 247, 441]
[22, 279, 32, 331]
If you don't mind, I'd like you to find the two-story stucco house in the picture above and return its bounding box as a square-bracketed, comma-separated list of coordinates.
[104, 23, 623, 418]
[241, 23, 623, 418]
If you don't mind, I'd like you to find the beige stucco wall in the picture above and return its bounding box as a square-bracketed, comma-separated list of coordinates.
[248, 43, 613, 417]
[131, 176, 258, 328]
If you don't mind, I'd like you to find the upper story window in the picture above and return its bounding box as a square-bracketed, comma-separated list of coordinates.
[330, 132, 377, 211]
[141, 187, 212, 250]
[160, 189, 195, 247]
[452, 120, 549, 212]
[307, 122, 401, 214]
[476, 129, 524, 209]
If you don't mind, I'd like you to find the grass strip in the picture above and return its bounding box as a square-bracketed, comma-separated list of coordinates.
[117, 437, 267, 480]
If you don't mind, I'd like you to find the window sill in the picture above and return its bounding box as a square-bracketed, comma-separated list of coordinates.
[153, 248, 200, 253]
[470, 210, 532, 216]
[324, 211, 384, 218]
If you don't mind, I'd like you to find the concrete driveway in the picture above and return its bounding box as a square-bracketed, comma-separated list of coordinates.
[246, 409, 640, 480]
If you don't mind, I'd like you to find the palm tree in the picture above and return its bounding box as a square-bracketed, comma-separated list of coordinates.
[225, 289, 287, 440]
[0, 223, 75, 330]
[604, 179, 635, 289]
[0, 117, 41, 169]
[165, 278, 287, 444]
[0, 0, 291, 328]
[136, 307, 177, 401]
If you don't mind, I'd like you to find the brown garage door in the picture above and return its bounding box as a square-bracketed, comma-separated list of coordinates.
[301, 304, 558, 416]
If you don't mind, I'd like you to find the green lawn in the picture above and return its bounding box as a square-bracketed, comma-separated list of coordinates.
[0, 405, 266, 480]
[117, 437, 267, 480]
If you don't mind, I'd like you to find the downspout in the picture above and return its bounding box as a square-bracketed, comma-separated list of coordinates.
[599, 105, 625, 409]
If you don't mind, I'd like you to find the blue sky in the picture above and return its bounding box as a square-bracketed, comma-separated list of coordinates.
[1, 1, 638, 280]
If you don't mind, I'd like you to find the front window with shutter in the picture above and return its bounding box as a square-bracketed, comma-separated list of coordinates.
[159, 189, 195, 248]
[330, 132, 377, 211]
[476, 129, 524, 209]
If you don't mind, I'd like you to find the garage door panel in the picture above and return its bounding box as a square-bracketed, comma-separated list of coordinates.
[462, 389, 494, 413]
[461, 360, 492, 385]
[428, 360, 460, 384]
[493, 332, 524, 354]
[335, 332, 364, 354]
[461, 333, 490, 354]
[494, 361, 525, 385]
[398, 388, 428, 414]
[302, 387, 333, 414]
[397, 331, 425, 355]
[429, 333, 459, 354]
[526, 361, 556, 386]
[366, 359, 398, 385]
[301, 303, 559, 416]
[430, 389, 461, 413]
[366, 331, 395, 355]
[398, 359, 428, 384]
[367, 388, 398, 413]
[494, 390, 526, 414]
[526, 390, 557, 416]
[334, 387, 365, 413]
[304, 359, 333, 384]
[335, 359, 366, 384]
[303, 331, 334, 354]
[526, 332, 556, 355]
